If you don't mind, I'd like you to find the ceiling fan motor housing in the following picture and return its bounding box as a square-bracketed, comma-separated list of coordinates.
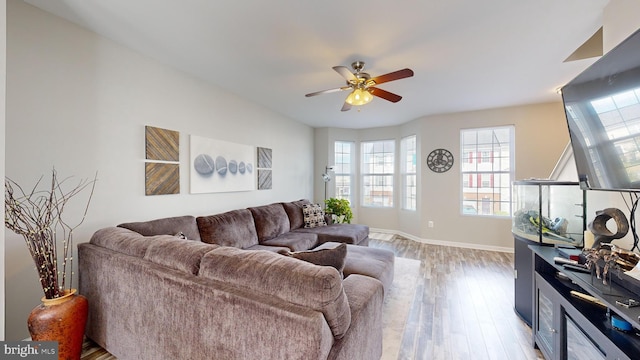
[351, 61, 366, 73]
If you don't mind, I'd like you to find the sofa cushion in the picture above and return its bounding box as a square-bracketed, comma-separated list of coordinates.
[118, 215, 201, 241]
[260, 231, 318, 252]
[282, 199, 311, 230]
[143, 238, 218, 275]
[248, 203, 291, 242]
[244, 244, 291, 252]
[294, 224, 369, 245]
[196, 209, 259, 249]
[199, 247, 351, 339]
[280, 243, 347, 275]
[315, 242, 394, 294]
[302, 203, 327, 228]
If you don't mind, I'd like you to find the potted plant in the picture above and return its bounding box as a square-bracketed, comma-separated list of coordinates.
[5, 169, 96, 359]
[324, 197, 353, 224]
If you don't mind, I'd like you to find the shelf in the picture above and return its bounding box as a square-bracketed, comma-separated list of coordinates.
[539, 271, 640, 356]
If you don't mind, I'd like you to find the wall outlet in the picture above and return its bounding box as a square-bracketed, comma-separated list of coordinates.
[428, 221, 434, 228]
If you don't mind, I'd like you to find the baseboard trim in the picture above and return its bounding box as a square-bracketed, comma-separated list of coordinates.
[370, 228, 514, 253]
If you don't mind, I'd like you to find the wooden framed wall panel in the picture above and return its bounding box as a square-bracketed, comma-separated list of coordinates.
[145, 126, 180, 195]
[146, 126, 179, 161]
[257, 147, 272, 190]
[145, 163, 180, 195]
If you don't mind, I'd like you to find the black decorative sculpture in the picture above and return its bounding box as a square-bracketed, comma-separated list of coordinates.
[587, 208, 629, 249]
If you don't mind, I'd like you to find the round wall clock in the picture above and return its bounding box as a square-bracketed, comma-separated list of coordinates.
[426, 148, 454, 173]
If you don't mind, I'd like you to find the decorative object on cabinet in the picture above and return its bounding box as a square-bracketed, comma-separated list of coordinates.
[587, 208, 629, 249]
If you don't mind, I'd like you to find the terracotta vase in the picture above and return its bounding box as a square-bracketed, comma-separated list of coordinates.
[27, 289, 88, 360]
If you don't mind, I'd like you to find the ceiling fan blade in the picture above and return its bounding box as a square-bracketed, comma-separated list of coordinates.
[305, 86, 351, 97]
[341, 102, 352, 112]
[369, 87, 403, 103]
[369, 68, 414, 85]
[333, 66, 357, 82]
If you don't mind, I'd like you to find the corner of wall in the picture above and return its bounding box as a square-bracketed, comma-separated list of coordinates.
[1, 0, 7, 340]
[603, 0, 640, 53]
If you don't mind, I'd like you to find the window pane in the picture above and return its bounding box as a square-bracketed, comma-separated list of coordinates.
[362, 175, 393, 207]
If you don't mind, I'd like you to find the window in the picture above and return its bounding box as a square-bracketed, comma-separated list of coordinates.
[460, 126, 514, 216]
[401, 135, 417, 210]
[361, 140, 395, 207]
[334, 141, 354, 205]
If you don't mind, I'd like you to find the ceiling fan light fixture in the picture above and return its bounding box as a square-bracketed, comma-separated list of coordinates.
[345, 88, 373, 106]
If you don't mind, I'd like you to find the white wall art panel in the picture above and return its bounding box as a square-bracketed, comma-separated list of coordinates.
[190, 135, 255, 193]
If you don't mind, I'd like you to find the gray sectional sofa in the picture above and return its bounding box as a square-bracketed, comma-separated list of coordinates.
[78, 199, 393, 360]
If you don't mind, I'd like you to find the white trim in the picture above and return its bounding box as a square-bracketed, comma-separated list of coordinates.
[549, 142, 574, 180]
[370, 228, 514, 253]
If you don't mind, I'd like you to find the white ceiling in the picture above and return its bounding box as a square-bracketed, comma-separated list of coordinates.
[23, 0, 609, 129]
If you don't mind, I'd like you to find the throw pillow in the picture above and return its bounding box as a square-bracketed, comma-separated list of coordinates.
[279, 243, 347, 276]
[302, 203, 327, 228]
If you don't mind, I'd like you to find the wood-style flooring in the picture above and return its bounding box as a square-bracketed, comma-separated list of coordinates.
[81, 234, 544, 360]
[370, 234, 544, 360]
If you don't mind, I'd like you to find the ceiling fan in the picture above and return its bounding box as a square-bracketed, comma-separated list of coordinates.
[305, 61, 414, 112]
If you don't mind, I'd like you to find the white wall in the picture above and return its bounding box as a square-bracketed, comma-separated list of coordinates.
[603, 0, 640, 53]
[4, 0, 313, 340]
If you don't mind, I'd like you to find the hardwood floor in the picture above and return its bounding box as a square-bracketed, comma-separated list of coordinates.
[370, 234, 544, 360]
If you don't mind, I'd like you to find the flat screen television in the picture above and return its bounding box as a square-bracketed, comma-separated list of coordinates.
[561, 28, 640, 192]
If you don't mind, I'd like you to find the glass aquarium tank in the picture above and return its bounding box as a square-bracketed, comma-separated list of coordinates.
[512, 180, 586, 246]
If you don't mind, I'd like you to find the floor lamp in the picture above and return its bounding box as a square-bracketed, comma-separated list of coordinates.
[322, 165, 334, 207]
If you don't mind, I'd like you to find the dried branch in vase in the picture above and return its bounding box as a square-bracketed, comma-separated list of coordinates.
[4, 169, 97, 299]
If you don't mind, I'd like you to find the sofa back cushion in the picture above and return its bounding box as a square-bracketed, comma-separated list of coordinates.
[144, 238, 218, 275]
[282, 199, 311, 230]
[199, 247, 351, 339]
[248, 203, 291, 242]
[196, 209, 259, 249]
[90, 227, 177, 258]
[118, 215, 201, 241]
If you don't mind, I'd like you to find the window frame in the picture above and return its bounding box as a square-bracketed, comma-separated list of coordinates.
[361, 139, 395, 208]
[400, 135, 417, 211]
[333, 141, 355, 205]
[460, 125, 514, 217]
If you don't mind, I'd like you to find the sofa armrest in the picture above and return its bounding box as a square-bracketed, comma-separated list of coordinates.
[328, 274, 384, 360]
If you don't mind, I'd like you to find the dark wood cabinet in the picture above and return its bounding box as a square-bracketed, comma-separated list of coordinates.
[531, 245, 640, 360]
[514, 234, 535, 326]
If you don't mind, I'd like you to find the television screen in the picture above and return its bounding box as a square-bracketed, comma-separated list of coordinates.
[562, 28, 640, 191]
